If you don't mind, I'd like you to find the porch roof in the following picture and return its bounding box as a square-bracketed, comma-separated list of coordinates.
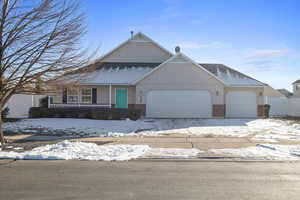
[80, 62, 159, 85]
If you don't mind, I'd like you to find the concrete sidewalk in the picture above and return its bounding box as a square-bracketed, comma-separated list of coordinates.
[73, 135, 261, 150]
[6, 134, 300, 152]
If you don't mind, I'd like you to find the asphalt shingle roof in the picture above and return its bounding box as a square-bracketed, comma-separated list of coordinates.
[77, 62, 266, 86]
[199, 63, 266, 86]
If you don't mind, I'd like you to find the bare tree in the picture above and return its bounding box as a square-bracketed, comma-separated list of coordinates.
[0, 0, 90, 146]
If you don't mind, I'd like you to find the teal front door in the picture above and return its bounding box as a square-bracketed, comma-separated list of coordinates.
[116, 89, 128, 108]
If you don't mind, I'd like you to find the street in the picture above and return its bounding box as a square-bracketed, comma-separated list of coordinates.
[1, 160, 300, 200]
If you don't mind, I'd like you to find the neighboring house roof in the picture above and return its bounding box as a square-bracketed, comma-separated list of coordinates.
[277, 89, 293, 98]
[200, 64, 266, 86]
[80, 62, 160, 85]
[293, 79, 300, 84]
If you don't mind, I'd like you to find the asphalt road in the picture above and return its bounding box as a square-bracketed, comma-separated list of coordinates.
[1, 160, 300, 200]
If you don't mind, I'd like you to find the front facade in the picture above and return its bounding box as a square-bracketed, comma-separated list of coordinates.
[50, 32, 282, 118]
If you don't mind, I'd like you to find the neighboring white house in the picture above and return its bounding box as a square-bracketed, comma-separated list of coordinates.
[5, 94, 45, 118]
[49, 32, 284, 119]
[293, 80, 300, 98]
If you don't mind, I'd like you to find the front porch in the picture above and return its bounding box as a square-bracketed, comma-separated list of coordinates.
[49, 85, 137, 109]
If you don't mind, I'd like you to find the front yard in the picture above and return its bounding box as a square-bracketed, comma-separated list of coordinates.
[3, 117, 300, 141]
[1, 118, 300, 161]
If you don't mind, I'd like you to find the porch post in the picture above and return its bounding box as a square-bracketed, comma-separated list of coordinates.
[48, 96, 50, 108]
[109, 85, 112, 108]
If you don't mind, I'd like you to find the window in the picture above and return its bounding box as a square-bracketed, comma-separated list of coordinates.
[67, 88, 79, 103]
[81, 88, 92, 104]
[296, 84, 300, 91]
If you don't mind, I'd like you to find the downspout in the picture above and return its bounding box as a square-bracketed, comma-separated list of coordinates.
[109, 85, 112, 108]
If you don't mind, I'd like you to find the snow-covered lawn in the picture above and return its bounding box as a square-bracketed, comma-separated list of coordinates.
[4, 118, 154, 137]
[210, 144, 300, 160]
[1, 140, 299, 161]
[3, 118, 300, 142]
[0, 140, 201, 161]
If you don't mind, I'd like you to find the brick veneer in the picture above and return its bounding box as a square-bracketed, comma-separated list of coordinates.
[257, 104, 270, 118]
[257, 105, 263, 117]
[134, 104, 146, 115]
[213, 104, 225, 117]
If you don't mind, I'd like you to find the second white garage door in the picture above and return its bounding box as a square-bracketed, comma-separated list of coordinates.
[146, 90, 212, 118]
[226, 91, 257, 118]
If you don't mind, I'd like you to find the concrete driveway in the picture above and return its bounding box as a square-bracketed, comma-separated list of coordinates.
[1, 160, 300, 200]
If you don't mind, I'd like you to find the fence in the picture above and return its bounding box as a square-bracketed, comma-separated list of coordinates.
[266, 97, 300, 117]
[5, 94, 45, 118]
[287, 98, 300, 117]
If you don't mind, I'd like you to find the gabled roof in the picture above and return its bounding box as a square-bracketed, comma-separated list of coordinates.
[95, 32, 173, 63]
[78, 55, 267, 87]
[134, 53, 226, 85]
[61, 32, 267, 87]
[200, 63, 266, 86]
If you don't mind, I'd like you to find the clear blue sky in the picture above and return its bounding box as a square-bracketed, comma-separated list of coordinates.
[81, 0, 300, 90]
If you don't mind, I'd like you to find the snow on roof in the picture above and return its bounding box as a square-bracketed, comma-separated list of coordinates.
[200, 64, 266, 86]
[293, 79, 300, 84]
[80, 65, 157, 85]
[64, 62, 265, 87]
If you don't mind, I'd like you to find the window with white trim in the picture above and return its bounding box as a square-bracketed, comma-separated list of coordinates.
[81, 88, 92, 104]
[67, 88, 79, 103]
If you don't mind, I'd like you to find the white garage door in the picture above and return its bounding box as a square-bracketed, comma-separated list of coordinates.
[146, 90, 212, 118]
[226, 91, 257, 118]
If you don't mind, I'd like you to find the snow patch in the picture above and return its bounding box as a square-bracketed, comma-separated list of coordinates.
[0, 140, 201, 161]
[81, 66, 154, 85]
[3, 118, 300, 139]
[3, 118, 155, 137]
[0, 141, 150, 161]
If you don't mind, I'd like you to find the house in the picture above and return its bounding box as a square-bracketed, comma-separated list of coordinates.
[277, 89, 293, 98]
[292, 80, 300, 98]
[49, 32, 282, 118]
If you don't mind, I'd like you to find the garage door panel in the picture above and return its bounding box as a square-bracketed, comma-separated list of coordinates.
[146, 90, 212, 118]
[226, 91, 257, 118]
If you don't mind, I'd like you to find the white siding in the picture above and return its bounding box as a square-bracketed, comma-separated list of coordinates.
[288, 98, 300, 117]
